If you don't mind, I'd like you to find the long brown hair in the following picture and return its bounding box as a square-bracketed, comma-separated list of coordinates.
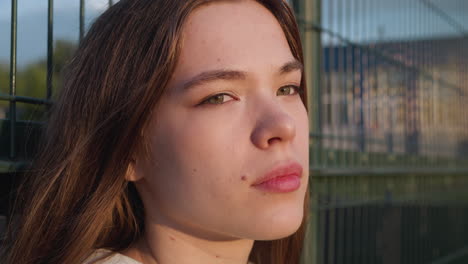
[2, 0, 310, 263]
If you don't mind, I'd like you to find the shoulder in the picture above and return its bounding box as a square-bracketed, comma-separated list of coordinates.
[84, 249, 142, 264]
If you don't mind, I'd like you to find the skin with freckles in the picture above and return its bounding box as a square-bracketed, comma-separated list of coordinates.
[124, 1, 309, 263]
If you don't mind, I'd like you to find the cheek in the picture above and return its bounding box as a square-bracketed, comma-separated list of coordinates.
[141, 113, 254, 234]
[145, 109, 245, 198]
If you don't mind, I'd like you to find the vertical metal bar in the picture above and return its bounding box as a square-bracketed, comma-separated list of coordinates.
[364, 0, 371, 158]
[402, 0, 407, 160]
[367, 0, 373, 159]
[395, 0, 401, 159]
[334, 179, 343, 264]
[109, 0, 113, 7]
[341, 177, 347, 264]
[458, 1, 464, 164]
[369, 1, 382, 167]
[429, 5, 435, 161]
[325, 0, 331, 157]
[328, 177, 337, 264]
[343, 0, 349, 168]
[317, 180, 326, 264]
[422, 174, 428, 264]
[300, 0, 322, 262]
[357, 0, 365, 154]
[329, 0, 337, 166]
[79, 0, 85, 43]
[47, 0, 54, 100]
[421, 48, 425, 160]
[374, 178, 380, 261]
[344, 176, 353, 263]
[367, 176, 374, 264]
[357, 49, 365, 156]
[343, 0, 351, 169]
[352, 175, 358, 264]
[429, 175, 434, 262]
[463, 39, 468, 168]
[316, 0, 323, 170]
[415, 0, 421, 159]
[401, 177, 407, 264]
[356, 182, 366, 263]
[311, 0, 323, 170]
[372, 1, 380, 165]
[421, 0, 427, 163]
[323, 180, 331, 264]
[464, 6, 468, 161]
[365, 0, 372, 158]
[403, 0, 410, 160]
[409, 193, 415, 264]
[337, 0, 345, 170]
[324, 0, 332, 168]
[409, 3, 416, 262]
[321, 179, 328, 264]
[341, 0, 348, 168]
[364, 177, 371, 264]
[417, 5, 423, 264]
[426, 0, 431, 159]
[350, 0, 357, 168]
[364, 0, 370, 157]
[412, 0, 417, 163]
[9, 0, 18, 159]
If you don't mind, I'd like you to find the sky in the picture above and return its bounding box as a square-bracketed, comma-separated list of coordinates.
[0, 0, 111, 18]
[0, 0, 115, 67]
[0, 0, 467, 67]
[320, 0, 468, 44]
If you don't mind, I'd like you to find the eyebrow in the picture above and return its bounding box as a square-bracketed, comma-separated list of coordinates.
[279, 59, 303, 75]
[182, 59, 303, 91]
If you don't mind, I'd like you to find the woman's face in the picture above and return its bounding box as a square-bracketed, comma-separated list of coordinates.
[133, 0, 309, 241]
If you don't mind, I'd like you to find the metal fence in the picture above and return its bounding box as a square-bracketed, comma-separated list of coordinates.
[293, 0, 468, 263]
[1, 0, 468, 263]
[0, 0, 114, 241]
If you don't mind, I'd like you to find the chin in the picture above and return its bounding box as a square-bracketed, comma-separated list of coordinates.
[250, 204, 305, 241]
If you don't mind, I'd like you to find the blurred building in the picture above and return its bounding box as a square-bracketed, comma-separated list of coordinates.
[320, 36, 468, 158]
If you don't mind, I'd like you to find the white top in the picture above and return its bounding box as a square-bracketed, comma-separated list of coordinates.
[84, 249, 142, 264]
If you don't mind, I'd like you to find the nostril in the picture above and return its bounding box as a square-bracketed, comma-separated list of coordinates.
[267, 137, 282, 145]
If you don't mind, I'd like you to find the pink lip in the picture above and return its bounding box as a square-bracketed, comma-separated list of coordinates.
[251, 162, 303, 193]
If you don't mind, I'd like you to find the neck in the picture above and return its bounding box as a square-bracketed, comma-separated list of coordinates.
[123, 222, 254, 264]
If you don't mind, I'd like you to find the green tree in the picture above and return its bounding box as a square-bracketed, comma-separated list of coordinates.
[0, 64, 11, 119]
[0, 39, 78, 121]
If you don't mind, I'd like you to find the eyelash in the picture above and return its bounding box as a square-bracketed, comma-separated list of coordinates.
[199, 84, 303, 106]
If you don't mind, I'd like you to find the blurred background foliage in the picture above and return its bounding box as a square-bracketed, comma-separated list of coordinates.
[0, 39, 76, 121]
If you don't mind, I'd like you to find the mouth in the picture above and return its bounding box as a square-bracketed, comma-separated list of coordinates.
[251, 161, 303, 193]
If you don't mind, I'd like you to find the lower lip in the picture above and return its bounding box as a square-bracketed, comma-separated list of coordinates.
[252, 175, 301, 193]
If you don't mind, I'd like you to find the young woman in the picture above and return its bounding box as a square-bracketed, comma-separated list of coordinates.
[2, 0, 310, 263]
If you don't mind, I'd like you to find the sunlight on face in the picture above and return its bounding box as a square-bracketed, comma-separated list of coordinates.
[134, 0, 309, 241]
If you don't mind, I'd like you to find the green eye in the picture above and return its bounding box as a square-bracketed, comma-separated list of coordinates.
[277, 85, 300, 96]
[201, 93, 234, 105]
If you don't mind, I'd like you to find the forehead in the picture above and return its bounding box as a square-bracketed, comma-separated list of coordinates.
[173, 0, 294, 80]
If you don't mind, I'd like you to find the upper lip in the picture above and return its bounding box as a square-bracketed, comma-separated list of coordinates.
[251, 161, 303, 186]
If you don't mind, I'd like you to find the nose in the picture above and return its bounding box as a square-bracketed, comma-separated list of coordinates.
[250, 103, 296, 149]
